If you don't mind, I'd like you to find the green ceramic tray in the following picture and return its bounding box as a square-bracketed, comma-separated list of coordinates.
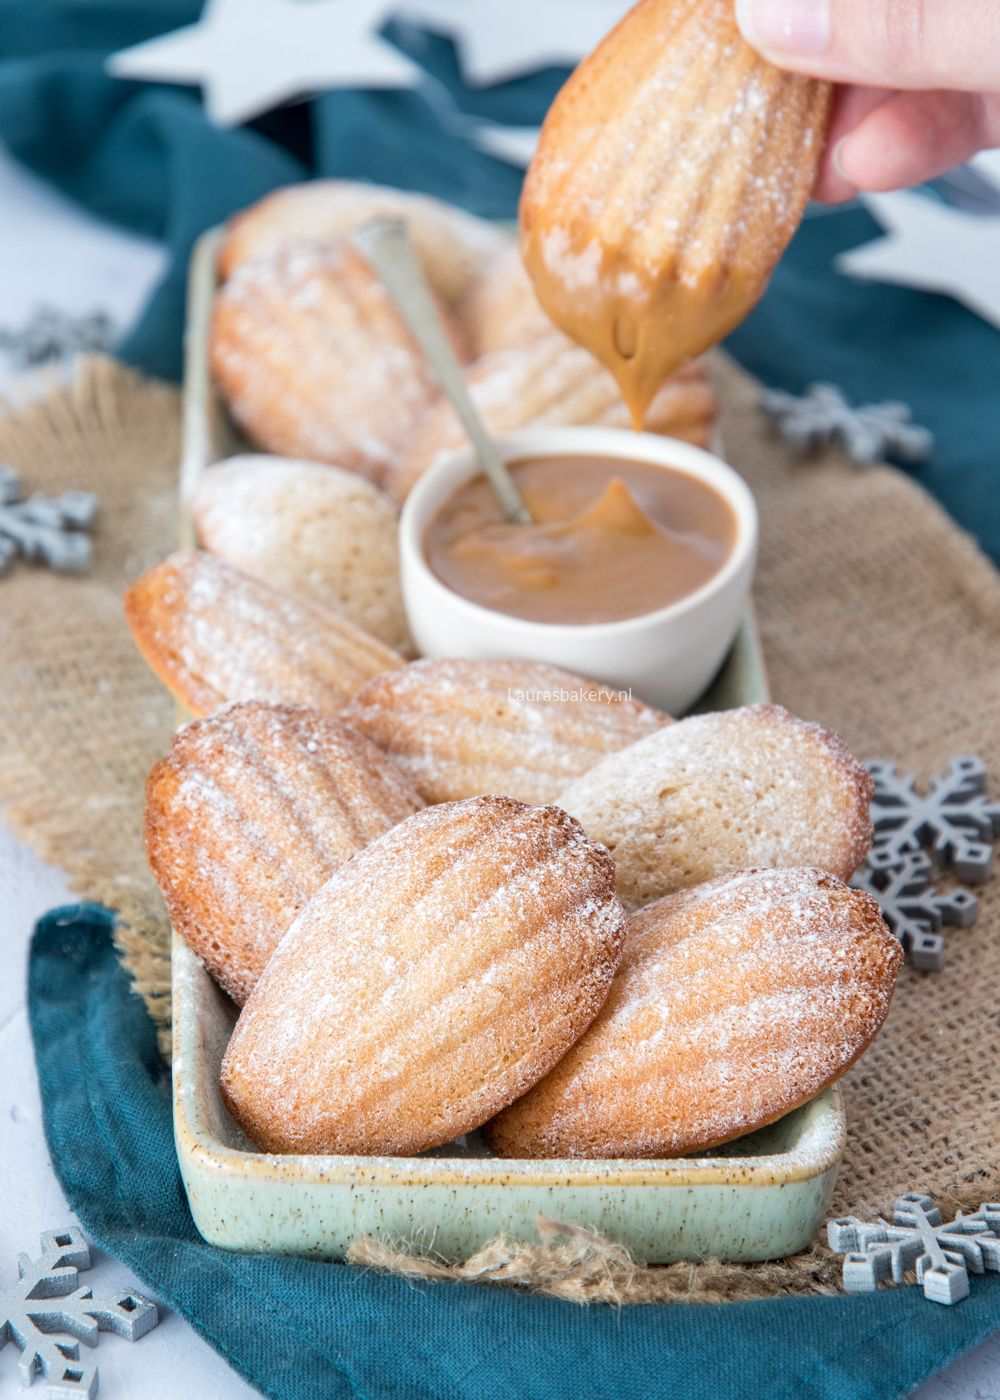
[171, 225, 845, 1263]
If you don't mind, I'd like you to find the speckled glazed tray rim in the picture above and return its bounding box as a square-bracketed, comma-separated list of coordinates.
[174, 969, 845, 1192]
[170, 222, 848, 1262]
[173, 934, 846, 1261]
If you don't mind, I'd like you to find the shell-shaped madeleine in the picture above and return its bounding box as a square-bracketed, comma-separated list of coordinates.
[342, 658, 671, 805]
[124, 550, 403, 717]
[210, 237, 463, 484]
[521, 0, 831, 422]
[191, 455, 411, 653]
[460, 240, 556, 356]
[385, 330, 717, 504]
[556, 704, 873, 907]
[221, 795, 628, 1155]
[487, 868, 901, 1159]
[217, 180, 508, 307]
[146, 703, 424, 1004]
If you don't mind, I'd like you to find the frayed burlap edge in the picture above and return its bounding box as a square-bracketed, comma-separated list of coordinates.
[347, 1179, 1000, 1304]
[0, 741, 173, 1048]
[0, 356, 178, 1056]
[348, 1219, 842, 1304]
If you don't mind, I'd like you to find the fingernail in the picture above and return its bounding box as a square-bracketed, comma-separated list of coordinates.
[829, 137, 859, 197]
[831, 137, 850, 181]
[735, 0, 831, 56]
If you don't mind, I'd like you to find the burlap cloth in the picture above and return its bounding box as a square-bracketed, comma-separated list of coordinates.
[2, 353, 999, 1305]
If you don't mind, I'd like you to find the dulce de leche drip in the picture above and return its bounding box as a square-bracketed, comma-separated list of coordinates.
[520, 0, 831, 425]
[424, 455, 737, 625]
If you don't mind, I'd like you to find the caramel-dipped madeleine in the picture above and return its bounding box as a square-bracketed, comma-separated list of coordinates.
[210, 237, 463, 484]
[556, 704, 873, 907]
[521, 0, 831, 423]
[221, 795, 627, 1155]
[146, 703, 424, 1004]
[385, 331, 717, 504]
[342, 657, 670, 805]
[125, 550, 403, 717]
[487, 867, 901, 1159]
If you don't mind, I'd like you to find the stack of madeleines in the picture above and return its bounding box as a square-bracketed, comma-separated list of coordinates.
[125, 180, 902, 1162]
[191, 181, 719, 659]
[208, 181, 718, 497]
[128, 542, 900, 1159]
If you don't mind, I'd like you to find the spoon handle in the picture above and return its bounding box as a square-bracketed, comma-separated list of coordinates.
[352, 216, 532, 526]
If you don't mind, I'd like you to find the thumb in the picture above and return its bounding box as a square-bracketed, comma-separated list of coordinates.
[735, 0, 1000, 92]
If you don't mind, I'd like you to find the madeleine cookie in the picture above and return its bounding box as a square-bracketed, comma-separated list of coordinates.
[221, 795, 627, 1155]
[487, 867, 901, 1159]
[460, 240, 555, 356]
[556, 704, 873, 907]
[342, 658, 670, 805]
[191, 454, 410, 653]
[217, 180, 508, 308]
[125, 551, 402, 717]
[521, 0, 831, 423]
[385, 332, 717, 504]
[210, 238, 462, 484]
[146, 703, 423, 1004]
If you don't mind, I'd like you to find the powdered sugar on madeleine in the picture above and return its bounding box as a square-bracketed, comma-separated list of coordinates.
[221, 795, 627, 1156]
[145, 702, 423, 1003]
[210, 238, 462, 483]
[124, 551, 403, 717]
[556, 704, 873, 907]
[342, 657, 670, 806]
[218, 180, 507, 306]
[191, 456, 410, 652]
[486, 867, 900, 1159]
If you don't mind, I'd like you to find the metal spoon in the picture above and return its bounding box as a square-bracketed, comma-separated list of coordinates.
[351, 216, 533, 525]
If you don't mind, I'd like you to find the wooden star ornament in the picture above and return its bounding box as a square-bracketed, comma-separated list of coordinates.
[107, 0, 421, 127]
[400, 0, 628, 86]
[837, 192, 1000, 331]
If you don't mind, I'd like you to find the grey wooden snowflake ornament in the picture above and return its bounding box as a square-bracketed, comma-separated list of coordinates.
[0, 306, 116, 372]
[851, 848, 979, 971]
[0, 465, 98, 575]
[0, 1228, 158, 1397]
[760, 382, 934, 464]
[868, 755, 1000, 882]
[828, 1194, 1000, 1305]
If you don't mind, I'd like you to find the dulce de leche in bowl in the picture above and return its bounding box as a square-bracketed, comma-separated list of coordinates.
[424, 454, 737, 627]
[400, 426, 757, 714]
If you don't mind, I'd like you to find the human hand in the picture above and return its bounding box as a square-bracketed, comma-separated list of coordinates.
[734, 0, 1000, 201]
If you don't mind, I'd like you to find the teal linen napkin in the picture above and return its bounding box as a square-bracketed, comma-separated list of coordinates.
[28, 905, 1000, 1400]
[1, 3, 998, 558]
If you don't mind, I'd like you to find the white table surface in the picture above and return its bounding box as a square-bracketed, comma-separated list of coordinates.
[0, 141, 998, 1400]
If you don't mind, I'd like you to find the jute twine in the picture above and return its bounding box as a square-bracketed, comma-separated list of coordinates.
[2, 352, 999, 1302]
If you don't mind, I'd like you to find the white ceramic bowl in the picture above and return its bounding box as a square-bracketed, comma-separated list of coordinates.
[399, 426, 758, 714]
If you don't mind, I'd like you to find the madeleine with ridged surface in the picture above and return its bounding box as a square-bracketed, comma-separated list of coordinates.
[217, 180, 507, 308]
[125, 551, 402, 717]
[460, 240, 555, 357]
[191, 455, 411, 653]
[384, 331, 717, 504]
[146, 703, 423, 1004]
[487, 868, 901, 1159]
[342, 657, 670, 805]
[210, 238, 462, 484]
[556, 705, 873, 907]
[521, 0, 831, 423]
[220, 795, 628, 1156]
